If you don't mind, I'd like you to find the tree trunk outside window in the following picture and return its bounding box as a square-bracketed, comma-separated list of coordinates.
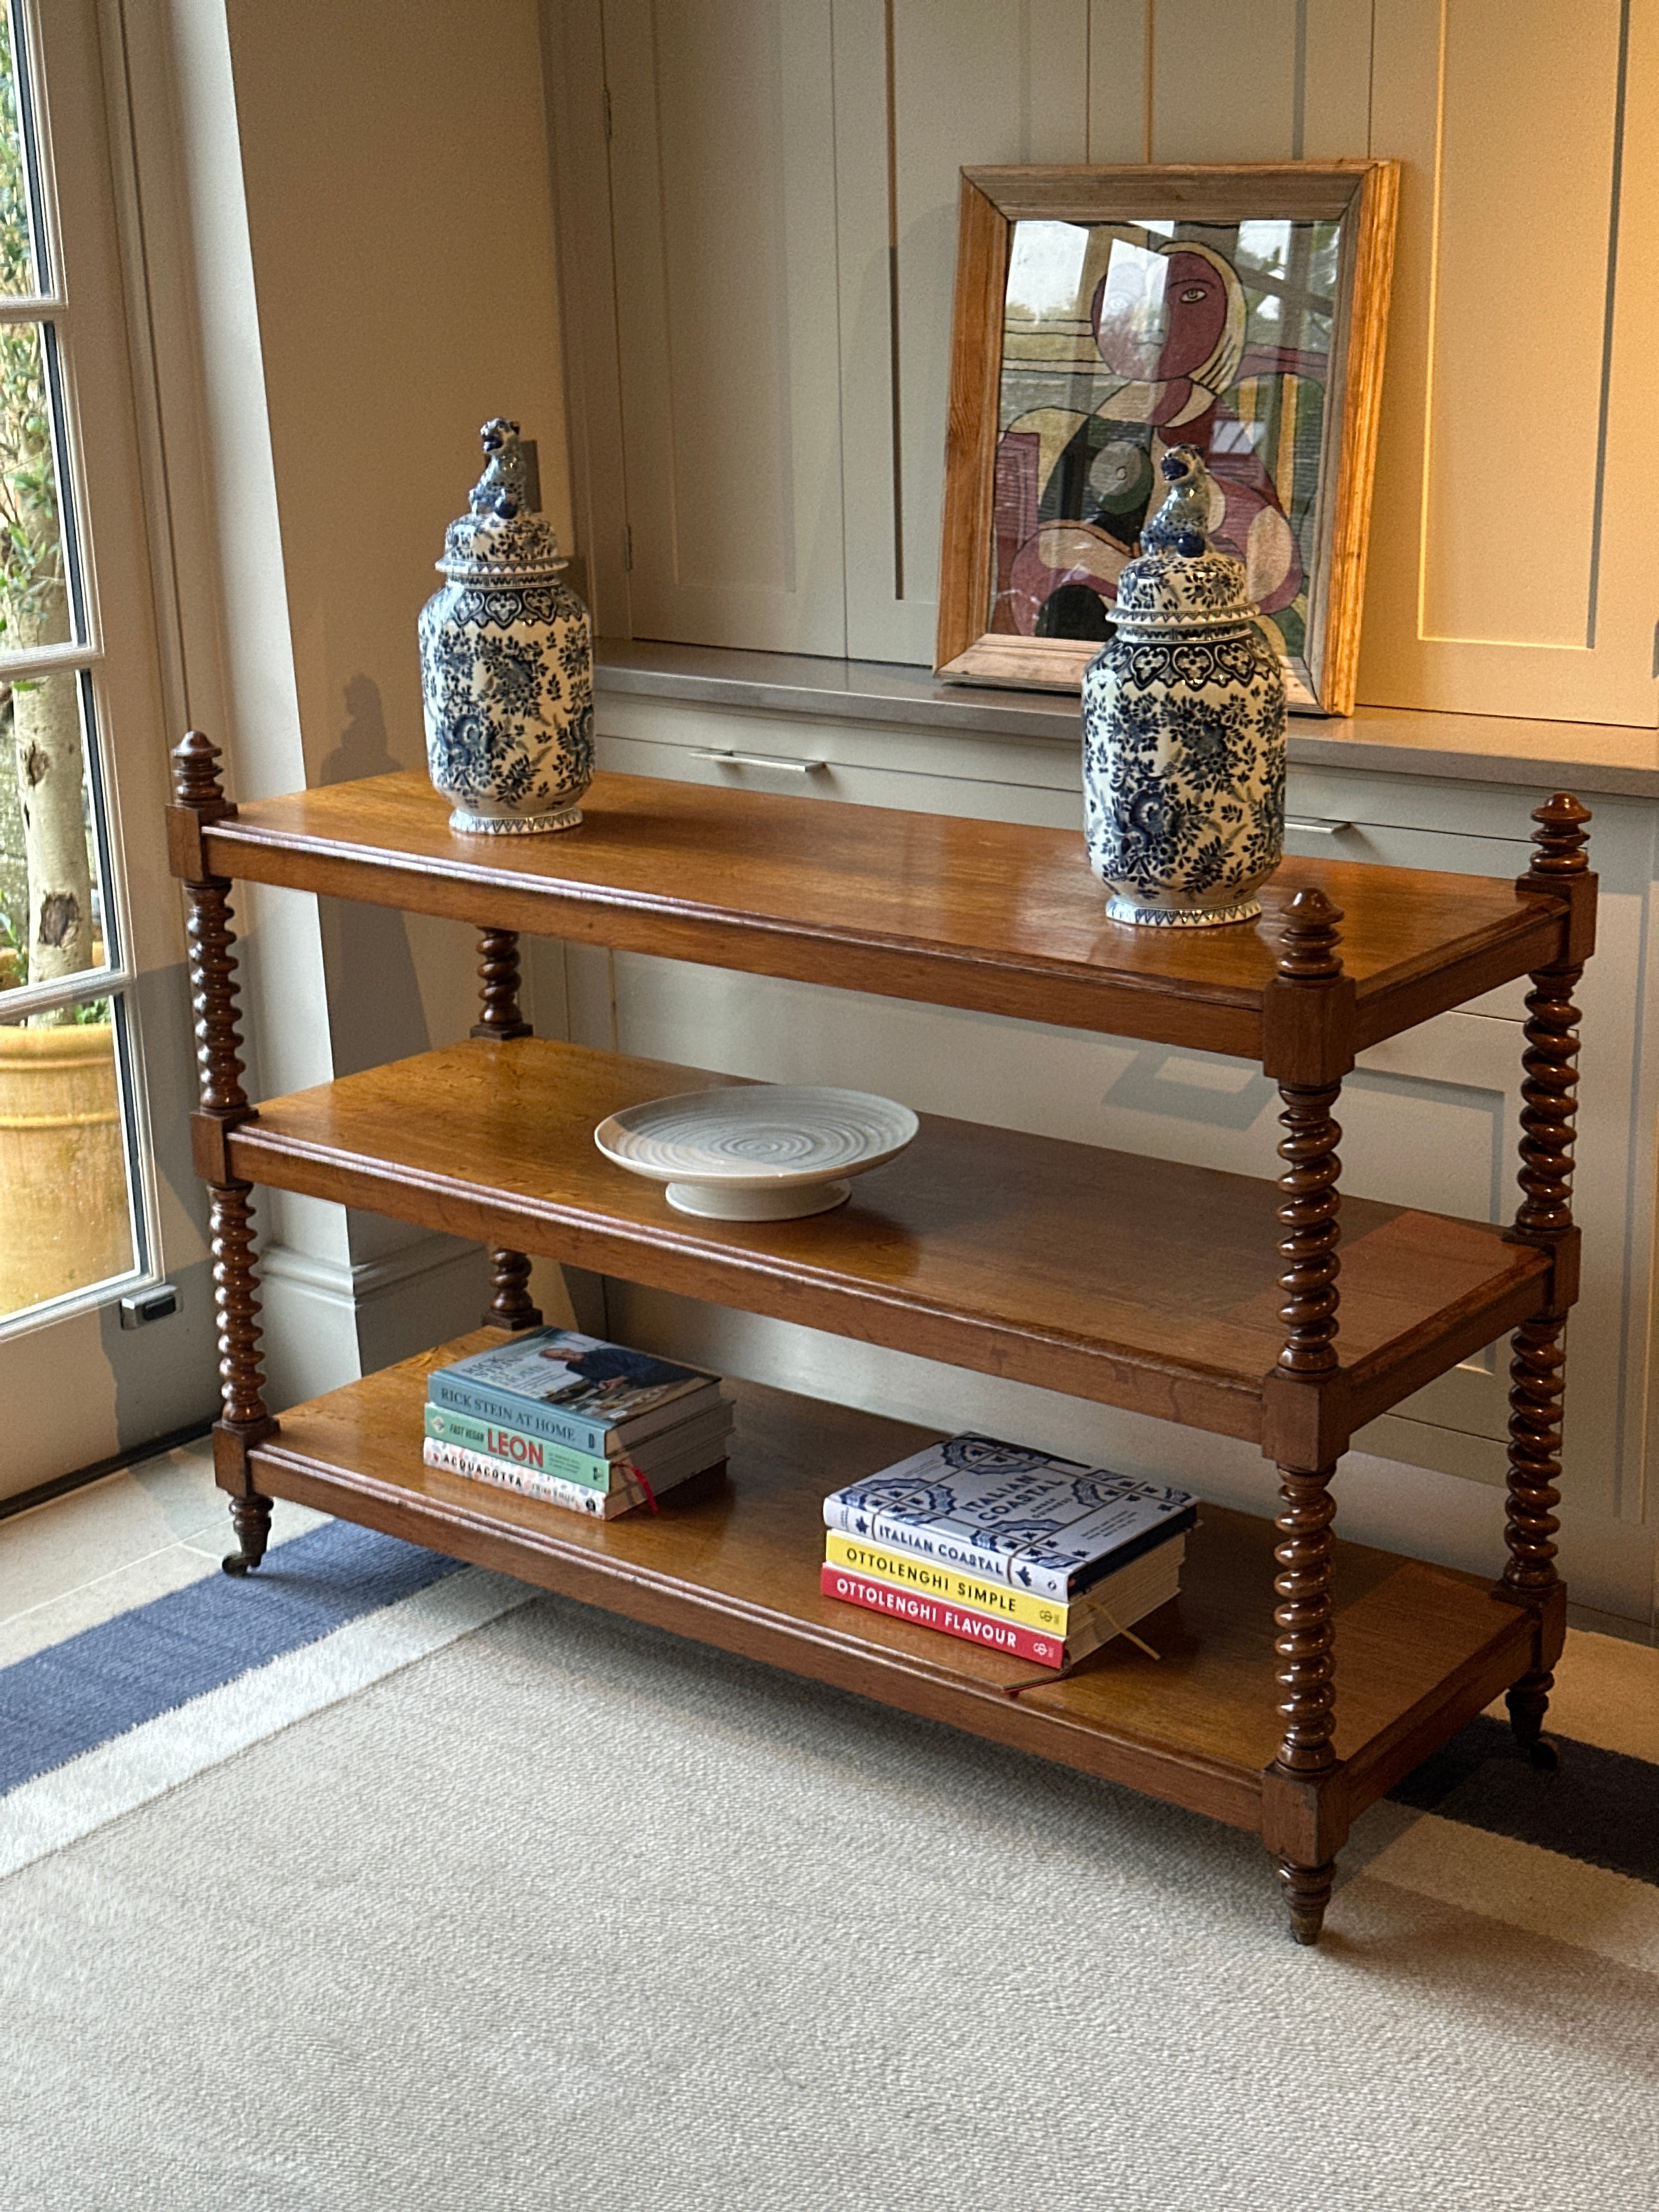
[10, 599, 92, 997]
[1, 18, 92, 1024]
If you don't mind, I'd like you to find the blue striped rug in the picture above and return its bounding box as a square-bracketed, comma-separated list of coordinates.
[3, 1518, 1656, 1957]
[0, 1520, 463, 1796]
[0, 1519, 535, 1878]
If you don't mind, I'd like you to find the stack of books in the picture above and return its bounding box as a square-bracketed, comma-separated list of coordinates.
[423, 1328, 731, 1519]
[821, 1435, 1196, 1669]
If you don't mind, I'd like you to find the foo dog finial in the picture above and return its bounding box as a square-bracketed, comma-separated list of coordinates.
[469, 418, 529, 520]
[1139, 444, 1214, 556]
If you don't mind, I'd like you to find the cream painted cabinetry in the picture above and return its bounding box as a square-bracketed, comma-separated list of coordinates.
[1362, 0, 1659, 724]
[546, 0, 1657, 725]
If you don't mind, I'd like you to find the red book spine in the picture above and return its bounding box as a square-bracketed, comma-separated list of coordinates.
[821, 1565, 1066, 1668]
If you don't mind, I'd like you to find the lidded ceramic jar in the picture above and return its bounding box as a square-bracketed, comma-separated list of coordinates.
[419, 418, 594, 834]
[1081, 446, 1286, 927]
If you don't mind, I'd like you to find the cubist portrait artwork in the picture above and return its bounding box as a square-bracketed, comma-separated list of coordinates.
[990, 216, 1340, 677]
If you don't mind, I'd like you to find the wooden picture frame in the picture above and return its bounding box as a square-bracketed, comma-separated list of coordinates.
[935, 162, 1398, 716]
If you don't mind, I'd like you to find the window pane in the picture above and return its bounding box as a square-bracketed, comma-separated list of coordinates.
[0, 992, 136, 1319]
[0, 321, 75, 652]
[1, 667, 106, 991]
[0, 4, 42, 297]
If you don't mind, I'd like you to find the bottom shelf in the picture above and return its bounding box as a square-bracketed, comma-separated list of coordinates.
[249, 1333, 1536, 1838]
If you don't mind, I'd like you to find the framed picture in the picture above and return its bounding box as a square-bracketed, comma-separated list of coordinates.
[935, 162, 1398, 715]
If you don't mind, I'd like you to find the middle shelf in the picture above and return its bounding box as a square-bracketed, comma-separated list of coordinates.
[227, 1038, 1549, 1444]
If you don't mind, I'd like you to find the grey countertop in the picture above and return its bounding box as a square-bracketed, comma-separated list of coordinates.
[595, 639, 1659, 800]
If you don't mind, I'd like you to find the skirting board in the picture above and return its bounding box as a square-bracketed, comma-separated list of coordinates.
[259, 1233, 488, 1410]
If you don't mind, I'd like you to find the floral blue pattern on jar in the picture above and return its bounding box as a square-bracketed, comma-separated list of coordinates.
[1081, 446, 1287, 927]
[419, 419, 594, 835]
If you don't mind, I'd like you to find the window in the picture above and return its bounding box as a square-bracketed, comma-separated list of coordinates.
[0, 0, 143, 1328]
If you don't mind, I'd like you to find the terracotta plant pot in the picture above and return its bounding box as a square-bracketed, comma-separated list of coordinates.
[0, 1021, 132, 1317]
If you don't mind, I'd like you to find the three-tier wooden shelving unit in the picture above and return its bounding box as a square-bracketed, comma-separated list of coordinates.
[167, 735, 1595, 1943]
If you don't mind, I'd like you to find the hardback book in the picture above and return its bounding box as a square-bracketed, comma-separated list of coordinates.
[822, 1435, 1196, 1602]
[424, 1400, 735, 1493]
[822, 1528, 1176, 1634]
[822, 1538, 1183, 1670]
[422, 1430, 726, 1518]
[427, 1329, 721, 1456]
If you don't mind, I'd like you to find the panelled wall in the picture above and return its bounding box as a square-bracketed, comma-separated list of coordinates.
[552, 0, 1658, 726]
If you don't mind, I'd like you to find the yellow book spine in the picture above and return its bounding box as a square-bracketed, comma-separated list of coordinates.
[824, 1531, 1073, 1633]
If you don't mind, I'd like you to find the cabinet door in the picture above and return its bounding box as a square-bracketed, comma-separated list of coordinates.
[832, 0, 1090, 667]
[1361, 0, 1659, 725]
[1147, 0, 1373, 162]
[603, 0, 847, 654]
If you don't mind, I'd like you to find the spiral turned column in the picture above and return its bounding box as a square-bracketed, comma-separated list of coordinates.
[471, 926, 534, 1042]
[1267, 889, 1346, 1941]
[1499, 794, 1592, 1762]
[170, 731, 276, 1574]
[211, 1187, 274, 1570]
[470, 926, 544, 1331]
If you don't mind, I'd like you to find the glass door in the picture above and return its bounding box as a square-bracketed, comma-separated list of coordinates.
[0, 0, 214, 1493]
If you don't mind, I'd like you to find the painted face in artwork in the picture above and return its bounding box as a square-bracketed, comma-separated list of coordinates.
[1091, 242, 1231, 383]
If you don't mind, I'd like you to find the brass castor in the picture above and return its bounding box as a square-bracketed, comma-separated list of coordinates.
[221, 1494, 271, 1577]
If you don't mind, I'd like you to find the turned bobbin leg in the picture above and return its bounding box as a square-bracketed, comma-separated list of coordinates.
[1502, 1316, 1566, 1764]
[470, 926, 544, 1332]
[471, 926, 534, 1043]
[1261, 889, 1350, 1945]
[485, 1246, 543, 1331]
[169, 732, 279, 1574]
[1497, 795, 1594, 1767]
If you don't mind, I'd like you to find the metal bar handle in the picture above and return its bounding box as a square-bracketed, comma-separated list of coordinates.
[1284, 816, 1354, 837]
[692, 748, 827, 775]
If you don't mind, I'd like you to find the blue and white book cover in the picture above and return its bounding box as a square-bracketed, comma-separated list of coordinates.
[823, 1436, 1196, 1601]
[428, 1329, 719, 1454]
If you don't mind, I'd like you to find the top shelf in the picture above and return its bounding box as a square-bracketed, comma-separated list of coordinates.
[187, 770, 1567, 1063]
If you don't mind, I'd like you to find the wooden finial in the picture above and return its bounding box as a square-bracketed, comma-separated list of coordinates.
[1276, 888, 1344, 982]
[1528, 793, 1592, 876]
[172, 729, 224, 805]
[171, 729, 237, 823]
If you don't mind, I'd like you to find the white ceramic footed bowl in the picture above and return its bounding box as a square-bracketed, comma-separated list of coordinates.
[594, 1085, 918, 1221]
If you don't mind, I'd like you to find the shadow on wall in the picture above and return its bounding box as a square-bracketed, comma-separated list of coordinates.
[317, 675, 431, 1078]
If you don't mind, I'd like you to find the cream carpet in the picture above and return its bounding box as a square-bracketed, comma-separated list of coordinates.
[4, 1568, 1657, 2211]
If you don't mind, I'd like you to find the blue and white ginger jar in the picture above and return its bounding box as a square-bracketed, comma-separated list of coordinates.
[419, 417, 594, 834]
[1082, 447, 1286, 927]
